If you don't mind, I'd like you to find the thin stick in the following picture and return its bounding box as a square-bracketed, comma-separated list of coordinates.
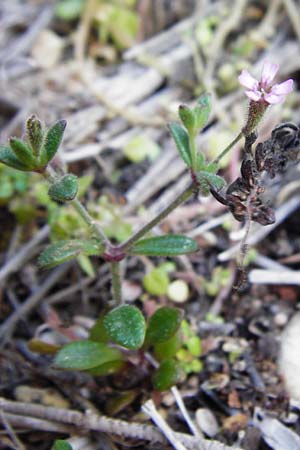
[0, 263, 71, 345]
[142, 400, 189, 450]
[0, 410, 26, 450]
[0, 398, 244, 450]
[0, 225, 50, 284]
[171, 386, 204, 439]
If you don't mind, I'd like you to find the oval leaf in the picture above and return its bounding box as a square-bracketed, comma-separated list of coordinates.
[179, 105, 195, 133]
[40, 119, 66, 165]
[54, 340, 122, 370]
[9, 137, 36, 167]
[169, 122, 191, 167]
[145, 307, 183, 345]
[0, 145, 31, 171]
[129, 235, 198, 257]
[103, 305, 146, 350]
[154, 332, 182, 361]
[26, 115, 43, 156]
[153, 359, 184, 391]
[194, 93, 211, 131]
[48, 174, 78, 202]
[88, 359, 124, 376]
[38, 239, 104, 269]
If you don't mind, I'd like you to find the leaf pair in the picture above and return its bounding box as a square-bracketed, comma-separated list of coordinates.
[99, 305, 183, 351]
[169, 93, 211, 169]
[0, 116, 66, 172]
[54, 305, 185, 390]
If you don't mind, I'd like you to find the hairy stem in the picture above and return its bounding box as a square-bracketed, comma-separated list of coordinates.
[119, 183, 195, 251]
[111, 261, 122, 305]
[71, 197, 109, 244]
[213, 132, 243, 165]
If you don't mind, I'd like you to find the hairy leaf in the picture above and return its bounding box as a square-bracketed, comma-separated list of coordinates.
[0, 145, 31, 171]
[169, 122, 192, 167]
[48, 174, 78, 202]
[153, 359, 184, 391]
[38, 239, 104, 269]
[54, 340, 122, 370]
[26, 115, 43, 156]
[9, 137, 36, 167]
[129, 235, 198, 257]
[145, 307, 183, 345]
[40, 120, 66, 165]
[103, 305, 146, 350]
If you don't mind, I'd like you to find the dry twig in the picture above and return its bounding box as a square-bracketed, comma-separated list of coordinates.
[0, 398, 244, 450]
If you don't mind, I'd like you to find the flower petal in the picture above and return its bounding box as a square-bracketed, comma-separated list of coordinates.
[271, 79, 294, 95]
[264, 93, 284, 104]
[245, 90, 262, 101]
[238, 70, 259, 90]
[261, 60, 279, 86]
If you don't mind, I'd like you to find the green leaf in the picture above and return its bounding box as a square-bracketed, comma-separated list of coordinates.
[103, 305, 146, 350]
[55, 0, 84, 21]
[26, 115, 43, 156]
[89, 316, 110, 343]
[169, 123, 192, 167]
[145, 307, 183, 345]
[48, 174, 78, 202]
[40, 120, 66, 165]
[205, 162, 218, 173]
[197, 171, 225, 196]
[9, 138, 36, 167]
[38, 239, 104, 269]
[153, 359, 184, 391]
[195, 152, 206, 171]
[0, 145, 31, 171]
[87, 359, 124, 376]
[54, 440, 73, 450]
[194, 93, 211, 131]
[179, 105, 195, 133]
[54, 340, 122, 370]
[154, 332, 182, 361]
[143, 267, 170, 296]
[129, 235, 198, 257]
[77, 254, 95, 278]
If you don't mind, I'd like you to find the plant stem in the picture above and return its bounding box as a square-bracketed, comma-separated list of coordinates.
[71, 197, 108, 244]
[111, 261, 122, 305]
[119, 183, 195, 251]
[43, 168, 109, 245]
[213, 131, 243, 165]
[189, 131, 197, 171]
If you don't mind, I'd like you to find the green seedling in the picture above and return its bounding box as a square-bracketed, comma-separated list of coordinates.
[0, 66, 293, 393]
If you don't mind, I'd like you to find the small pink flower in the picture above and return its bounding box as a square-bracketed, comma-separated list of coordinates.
[238, 61, 293, 104]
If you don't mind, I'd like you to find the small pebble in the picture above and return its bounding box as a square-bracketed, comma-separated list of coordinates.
[274, 312, 288, 327]
[195, 408, 219, 437]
